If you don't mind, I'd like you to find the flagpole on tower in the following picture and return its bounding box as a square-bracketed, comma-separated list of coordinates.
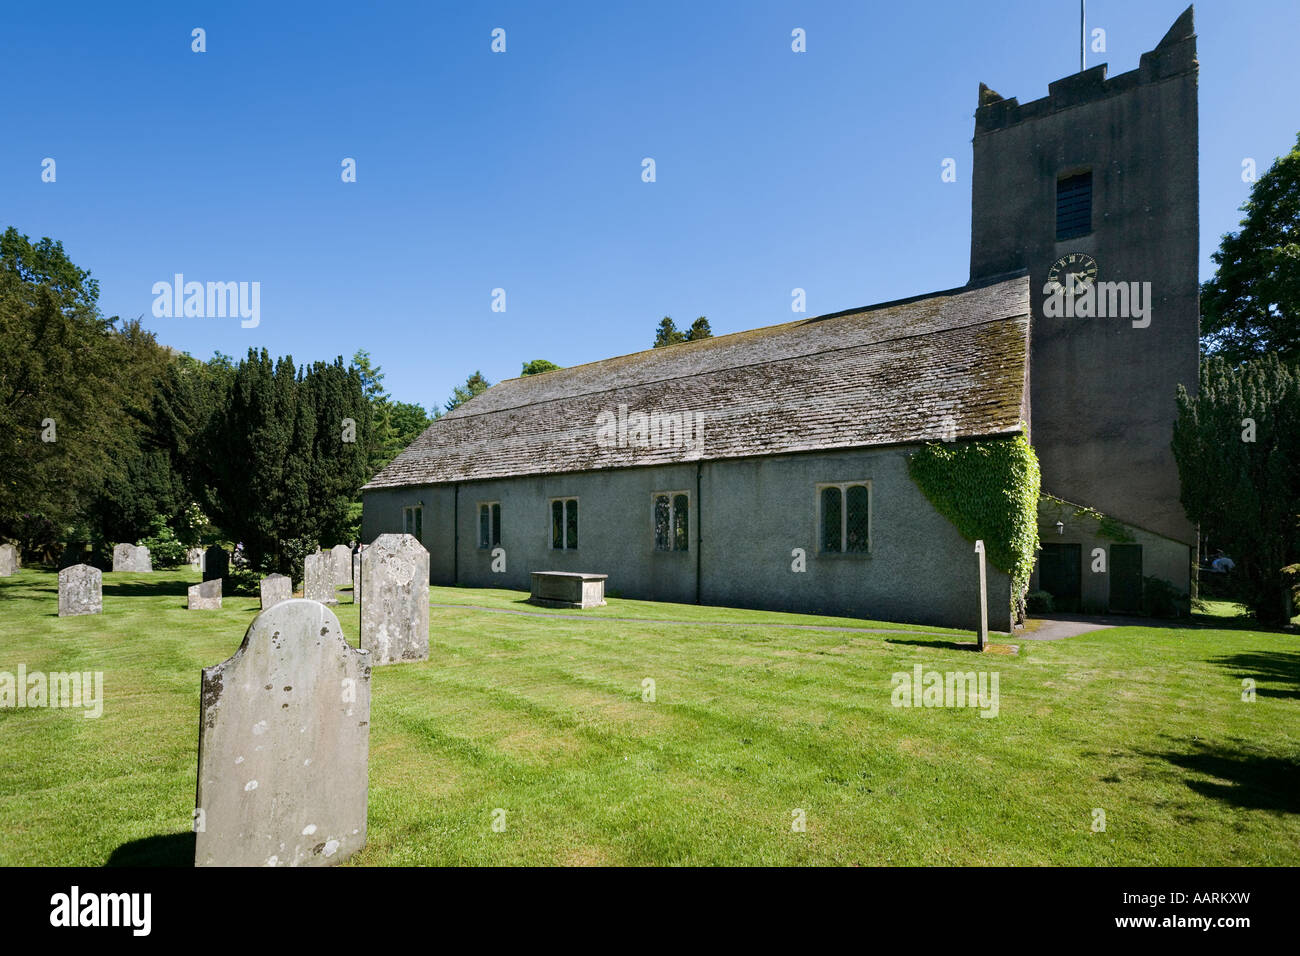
[1081, 0, 1087, 72]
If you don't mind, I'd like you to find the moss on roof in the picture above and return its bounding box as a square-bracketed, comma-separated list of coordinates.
[365, 275, 1031, 489]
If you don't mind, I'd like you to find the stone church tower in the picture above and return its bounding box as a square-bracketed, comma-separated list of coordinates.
[969, 6, 1200, 600]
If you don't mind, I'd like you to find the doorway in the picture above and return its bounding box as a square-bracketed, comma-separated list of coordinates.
[1039, 543, 1082, 612]
[1110, 544, 1143, 614]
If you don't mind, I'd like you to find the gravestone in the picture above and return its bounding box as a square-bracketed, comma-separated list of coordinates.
[352, 549, 362, 591]
[188, 578, 222, 610]
[359, 533, 429, 665]
[331, 544, 353, 587]
[187, 547, 206, 572]
[112, 543, 152, 573]
[0, 543, 17, 577]
[195, 599, 371, 867]
[260, 573, 292, 610]
[203, 546, 228, 583]
[111, 544, 132, 571]
[303, 552, 337, 605]
[58, 564, 102, 616]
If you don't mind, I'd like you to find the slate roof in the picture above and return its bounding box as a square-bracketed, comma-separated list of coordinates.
[363, 275, 1032, 490]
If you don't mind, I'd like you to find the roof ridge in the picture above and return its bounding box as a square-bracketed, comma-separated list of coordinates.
[441, 301, 1027, 424]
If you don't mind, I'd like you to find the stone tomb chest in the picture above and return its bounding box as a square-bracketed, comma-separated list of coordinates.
[528, 571, 608, 609]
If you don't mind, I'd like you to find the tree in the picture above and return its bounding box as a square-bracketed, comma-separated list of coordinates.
[90, 320, 193, 544]
[654, 315, 712, 348]
[388, 401, 431, 452]
[445, 371, 491, 413]
[197, 350, 371, 579]
[1172, 354, 1300, 625]
[349, 348, 434, 474]
[1201, 132, 1300, 363]
[0, 228, 131, 545]
[521, 359, 561, 376]
[653, 316, 685, 348]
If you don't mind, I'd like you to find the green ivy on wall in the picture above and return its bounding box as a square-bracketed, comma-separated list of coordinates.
[906, 431, 1042, 611]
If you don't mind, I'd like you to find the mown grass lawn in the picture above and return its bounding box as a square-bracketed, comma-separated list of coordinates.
[1, 568, 1297, 866]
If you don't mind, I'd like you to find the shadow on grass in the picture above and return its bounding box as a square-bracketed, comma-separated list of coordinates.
[1208, 650, 1300, 701]
[106, 831, 195, 867]
[101, 579, 192, 599]
[879, 637, 980, 651]
[1148, 741, 1300, 814]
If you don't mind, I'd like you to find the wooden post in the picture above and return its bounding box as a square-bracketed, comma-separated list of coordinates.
[974, 540, 988, 651]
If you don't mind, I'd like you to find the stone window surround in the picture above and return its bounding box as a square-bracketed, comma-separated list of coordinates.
[651, 490, 691, 554]
[477, 500, 501, 550]
[402, 504, 423, 541]
[816, 480, 873, 557]
[549, 497, 579, 551]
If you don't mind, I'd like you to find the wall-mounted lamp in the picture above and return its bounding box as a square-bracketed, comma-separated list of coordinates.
[1055, 520, 1065, 535]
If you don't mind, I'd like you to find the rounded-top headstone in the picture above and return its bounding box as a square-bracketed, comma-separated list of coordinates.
[303, 551, 337, 606]
[260, 573, 293, 610]
[195, 599, 371, 867]
[359, 533, 430, 665]
[330, 544, 353, 587]
[0, 543, 17, 577]
[110, 543, 151, 573]
[58, 564, 102, 616]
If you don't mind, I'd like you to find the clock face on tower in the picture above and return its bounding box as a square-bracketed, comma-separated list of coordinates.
[1047, 253, 1098, 294]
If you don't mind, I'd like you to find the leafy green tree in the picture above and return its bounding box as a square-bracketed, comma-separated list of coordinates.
[1173, 354, 1300, 625]
[351, 348, 395, 477]
[521, 359, 561, 376]
[1201, 132, 1300, 363]
[350, 349, 433, 473]
[445, 371, 491, 413]
[90, 319, 193, 544]
[0, 228, 129, 544]
[388, 400, 431, 449]
[0, 227, 100, 314]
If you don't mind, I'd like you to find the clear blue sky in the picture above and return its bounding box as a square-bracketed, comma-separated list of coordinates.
[3, 1, 1296, 411]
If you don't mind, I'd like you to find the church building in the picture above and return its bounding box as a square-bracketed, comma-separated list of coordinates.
[363, 8, 1200, 630]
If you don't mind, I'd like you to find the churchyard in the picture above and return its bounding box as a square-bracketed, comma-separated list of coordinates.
[1, 565, 1297, 866]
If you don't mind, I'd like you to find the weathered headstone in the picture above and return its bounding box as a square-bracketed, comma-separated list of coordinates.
[58, 564, 102, 616]
[359, 533, 429, 665]
[303, 552, 337, 605]
[0, 543, 17, 577]
[203, 546, 228, 583]
[331, 544, 353, 587]
[195, 599, 371, 867]
[260, 573, 292, 610]
[111, 543, 132, 571]
[187, 547, 206, 572]
[188, 578, 222, 610]
[112, 543, 152, 573]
